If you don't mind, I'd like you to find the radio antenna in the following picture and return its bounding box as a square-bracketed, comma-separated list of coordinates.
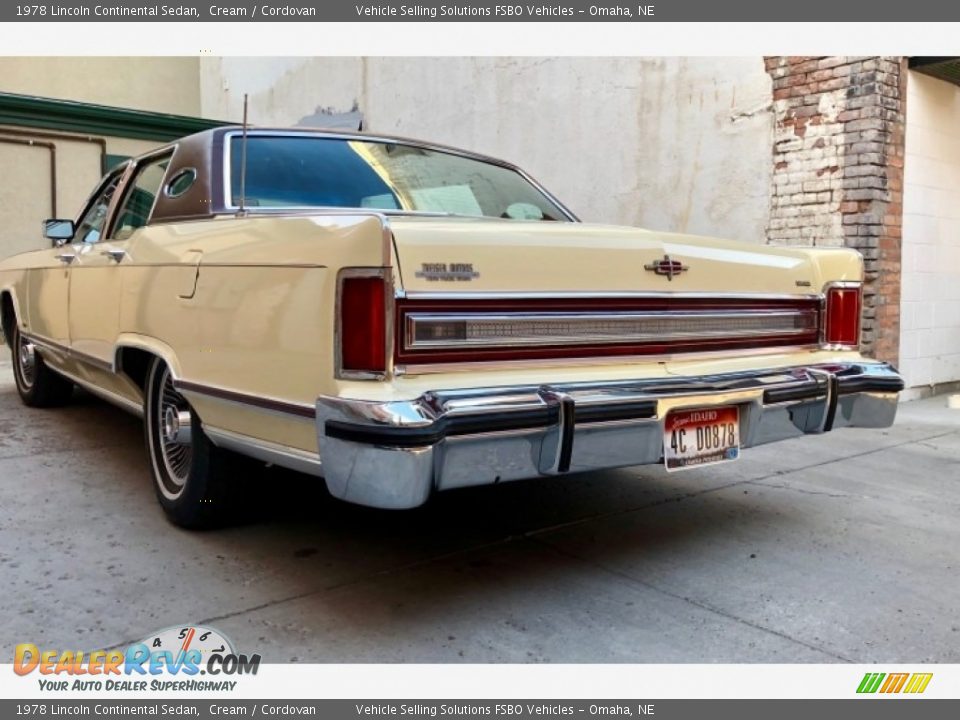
[238, 93, 249, 216]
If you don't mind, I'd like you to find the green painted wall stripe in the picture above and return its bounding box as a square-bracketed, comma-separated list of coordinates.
[0, 92, 231, 142]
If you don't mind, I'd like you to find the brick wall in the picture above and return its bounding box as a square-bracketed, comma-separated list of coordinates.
[765, 56, 906, 364]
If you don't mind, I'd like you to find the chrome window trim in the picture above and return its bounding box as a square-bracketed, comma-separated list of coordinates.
[403, 310, 820, 351]
[221, 129, 578, 222]
[71, 164, 128, 231]
[72, 166, 129, 246]
[108, 146, 177, 238]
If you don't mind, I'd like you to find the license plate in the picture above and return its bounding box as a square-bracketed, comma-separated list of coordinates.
[664, 406, 740, 471]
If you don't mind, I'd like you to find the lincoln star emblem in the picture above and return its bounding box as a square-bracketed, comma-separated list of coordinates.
[644, 254, 689, 281]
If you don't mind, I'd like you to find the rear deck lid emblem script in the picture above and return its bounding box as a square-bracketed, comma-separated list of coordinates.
[415, 263, 480, 282]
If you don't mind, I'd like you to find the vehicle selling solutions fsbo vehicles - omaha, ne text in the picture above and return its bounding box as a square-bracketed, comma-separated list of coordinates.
[0, 127, 904, 527]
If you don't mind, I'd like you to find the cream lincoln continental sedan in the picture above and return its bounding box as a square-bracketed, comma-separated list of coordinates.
[0, 127, 904, 527]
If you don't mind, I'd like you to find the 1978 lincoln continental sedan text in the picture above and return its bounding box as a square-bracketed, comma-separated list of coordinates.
[0, 127, 904, 527]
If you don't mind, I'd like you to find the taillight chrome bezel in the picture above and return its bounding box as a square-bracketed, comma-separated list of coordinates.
[820, 281, 862, 351]
[335, 267, 394, 381]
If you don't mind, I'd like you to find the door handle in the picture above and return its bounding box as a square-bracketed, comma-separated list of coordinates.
[55, 253, 76, 265]
[101, 248, 126, 263]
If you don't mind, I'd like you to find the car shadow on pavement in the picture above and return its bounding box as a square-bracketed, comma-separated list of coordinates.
[1, 383, 805, 662]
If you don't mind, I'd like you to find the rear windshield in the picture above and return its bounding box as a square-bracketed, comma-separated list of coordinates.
[228, 135, 570, 221]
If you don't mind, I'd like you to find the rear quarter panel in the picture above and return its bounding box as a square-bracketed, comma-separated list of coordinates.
[119, 213, 390, 453]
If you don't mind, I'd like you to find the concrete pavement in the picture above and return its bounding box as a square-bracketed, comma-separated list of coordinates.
[1, 356, 958, 663]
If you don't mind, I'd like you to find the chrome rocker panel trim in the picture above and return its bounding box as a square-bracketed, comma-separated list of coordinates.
[204, 425, 324, 478]
[315, 362, 904, 510]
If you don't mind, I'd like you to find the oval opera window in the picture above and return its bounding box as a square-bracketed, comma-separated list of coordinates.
[165, 167, 198, 198]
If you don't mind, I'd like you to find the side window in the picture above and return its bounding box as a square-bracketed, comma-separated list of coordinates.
[74, 174, 123, 245]
[110, 155, 171, 241]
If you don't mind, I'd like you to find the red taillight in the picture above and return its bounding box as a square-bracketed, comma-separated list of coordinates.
[824, 285, 861, 348]
[339, 274, 386, 375]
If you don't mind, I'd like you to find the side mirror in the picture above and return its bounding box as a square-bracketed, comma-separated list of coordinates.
[43, 219, 75, 246]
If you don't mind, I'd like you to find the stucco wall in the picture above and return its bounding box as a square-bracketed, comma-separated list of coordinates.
[0, 135, 166, 259]
[0, 57, 201, 116]
[0, 58, 198, 259]
[200, 57, 774, 243]
[900, 71, 960, 392]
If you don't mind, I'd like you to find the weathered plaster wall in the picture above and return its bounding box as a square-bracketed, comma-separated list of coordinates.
[200, 57, 774, 243]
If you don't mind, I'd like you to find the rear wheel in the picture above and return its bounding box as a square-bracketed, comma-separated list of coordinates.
[144, 358, 250, 529]
[10, 325, 73, 408]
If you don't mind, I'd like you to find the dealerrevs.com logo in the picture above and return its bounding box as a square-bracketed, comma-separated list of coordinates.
[857, 672, 933, 695]
[14, 625, 260, 692]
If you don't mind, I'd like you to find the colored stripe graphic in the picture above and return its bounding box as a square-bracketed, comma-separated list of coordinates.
[857, 673, 885, 694]
[880, 673, 909, 693]
[857, 672, 932, 694]
[904, 673, 933, 694]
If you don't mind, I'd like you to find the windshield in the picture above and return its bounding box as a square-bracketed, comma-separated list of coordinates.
[228, 135, 570, 221]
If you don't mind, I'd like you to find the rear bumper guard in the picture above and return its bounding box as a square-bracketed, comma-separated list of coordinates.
[316, 361, 903, 509]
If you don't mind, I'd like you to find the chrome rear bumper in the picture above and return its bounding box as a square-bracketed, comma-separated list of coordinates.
[315, 362, 903, 509]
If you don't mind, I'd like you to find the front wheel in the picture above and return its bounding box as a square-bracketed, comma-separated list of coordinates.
[10, 325, 73, 408]
[144, 358, 250, 528]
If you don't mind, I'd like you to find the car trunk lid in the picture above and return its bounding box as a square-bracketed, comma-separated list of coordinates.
[389, 216, 819, 295]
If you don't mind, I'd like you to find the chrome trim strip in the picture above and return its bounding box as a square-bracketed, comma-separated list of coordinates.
[21, 332, 69, 357]
[60, 262, 329, 270]
[173, 380, 316, 420]
[823, 281, 862, 289]
[381, 215, 395, 269]
[204, 425, 323, 478]
[393, 343, 825, 376]
[23, 331, 115, 373]
[52, 367, 143, 417]
[404, 310, 819, 350]
[397, 290, 824, 302]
